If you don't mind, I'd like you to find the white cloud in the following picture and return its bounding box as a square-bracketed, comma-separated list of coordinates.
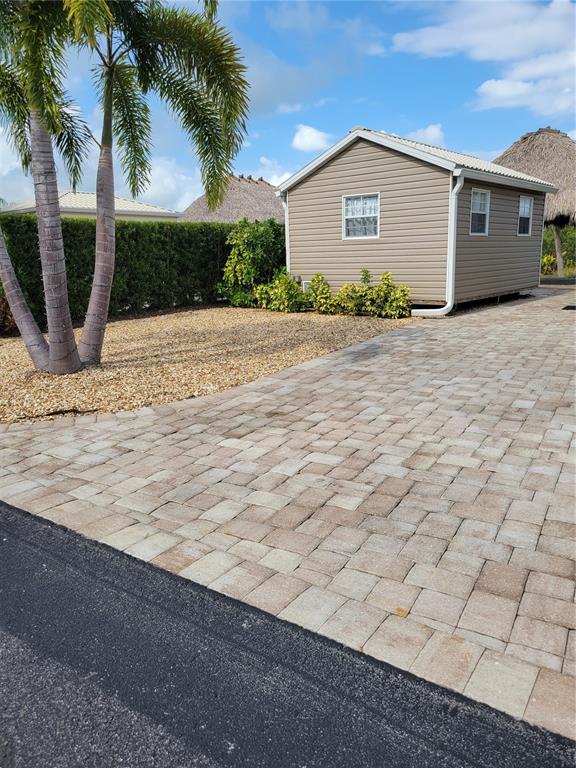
[292, 124, 333, 152]
[393, 0, 574, 62]
[134, 157, 203, 212]
[475, 49, 575, 116]
[569, 129, 576, 140]
[406, 123, 445, 146]
[249, 156, 292, 187]
[277, 103, 302, 114]
[393, 0, 576, 116]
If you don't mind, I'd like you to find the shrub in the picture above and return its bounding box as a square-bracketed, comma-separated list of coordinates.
[306, 273, 335, 314]
[333, 282, 367, 315]
[220, 218, 285, 305]
[384, 285, 411, 318]
[297, 269, 410, 319]
[364, 272, 393, 317]
[0, 215, 252, 331]
[255, 271, 307, 313]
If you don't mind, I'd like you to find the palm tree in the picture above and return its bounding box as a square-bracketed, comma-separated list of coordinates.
[1, 0, 247, 374]
[66, 0, 249, 364]
[0, 1, 90, 373]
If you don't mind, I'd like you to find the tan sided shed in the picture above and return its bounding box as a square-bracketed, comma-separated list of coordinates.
[277, 128, 557, 316]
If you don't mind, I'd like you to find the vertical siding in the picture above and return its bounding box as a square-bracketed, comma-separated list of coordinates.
[288, 139, 450, 304]
[455, 182, 545, 302]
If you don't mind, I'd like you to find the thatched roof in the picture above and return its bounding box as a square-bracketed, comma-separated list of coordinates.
[180, 175, 284, 223]
[494, 128, 575, 224]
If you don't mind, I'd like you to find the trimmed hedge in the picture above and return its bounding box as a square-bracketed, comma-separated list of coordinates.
[0, 215, 284, 330]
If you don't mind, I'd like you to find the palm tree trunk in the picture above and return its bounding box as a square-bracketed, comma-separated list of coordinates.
[78, 64, 115, 365]
[30, 111, 81, 374]
[0, 226, 49, 370]
[553, 224, 565, 277]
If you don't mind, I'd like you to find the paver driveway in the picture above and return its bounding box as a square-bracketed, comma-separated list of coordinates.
[1, 287, 574, 738]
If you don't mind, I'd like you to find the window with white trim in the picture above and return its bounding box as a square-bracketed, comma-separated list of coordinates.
[470, 189, 490, 235]
[518, 195, 533, 236]
[343, 193, 379, 239]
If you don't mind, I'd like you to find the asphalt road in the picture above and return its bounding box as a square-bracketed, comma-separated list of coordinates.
[0, 501, 573, 768]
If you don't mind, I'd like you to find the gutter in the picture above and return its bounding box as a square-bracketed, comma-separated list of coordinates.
[412, 170, 464, 318]
[278, 190, 290, 272]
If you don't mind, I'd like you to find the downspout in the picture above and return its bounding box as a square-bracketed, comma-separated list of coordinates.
[412, 169, 464, 317]
[279, 190, 290, 272]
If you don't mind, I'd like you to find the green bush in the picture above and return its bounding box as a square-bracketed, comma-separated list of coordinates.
[306, 273, 335, 314]
[220, 218, 285, 305]
[364, 272, 393, 317]
[255, 271, 308, 313]
[333, 282, 367, 315]
[0, 214, 258, 332]
[384, 285, 411, 318]
[254, 269, 411, 319]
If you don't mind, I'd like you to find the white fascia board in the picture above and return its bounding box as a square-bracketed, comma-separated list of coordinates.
[277, 129, 458, 193]
[458, 168, 556, 194]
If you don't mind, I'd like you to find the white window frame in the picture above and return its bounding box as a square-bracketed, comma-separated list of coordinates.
[469, 187, 490, 236]
[342, 192, 380, 240]
[517, 195, 533, 236]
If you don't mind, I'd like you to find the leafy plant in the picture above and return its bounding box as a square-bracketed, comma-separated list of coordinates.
[360, 267, 372, 285]
[255, 271, 307, 313]
[364, 271, 393, 316]
[333, 283, 367, 315]
[305, 272, 335, 314]
[221, 218, 285, 305]
[383, 285, 411, 318]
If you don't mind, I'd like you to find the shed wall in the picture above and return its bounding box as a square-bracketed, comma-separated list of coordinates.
[455, 182, 545, 302]
[287, 139, 450, 304]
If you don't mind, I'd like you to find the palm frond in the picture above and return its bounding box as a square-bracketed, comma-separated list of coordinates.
[202, 0, 218, 21]
[14, 1, 70, 134]
[0, 62, 31, 170]
[143, 5, 249, 132]
[54, 101, 92, 190]
[155, 70, 233, 208]
[111, 61, 151, 197]
[63, 0, 112, 45]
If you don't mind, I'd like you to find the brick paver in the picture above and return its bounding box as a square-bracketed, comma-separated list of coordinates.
[1, 288, 574, 738]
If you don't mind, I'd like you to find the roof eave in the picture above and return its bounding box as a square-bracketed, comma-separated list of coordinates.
[457, 167, 557, 193]
[1, 207, 179, 217]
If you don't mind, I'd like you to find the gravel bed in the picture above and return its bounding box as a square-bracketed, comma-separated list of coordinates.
[0, 306, 413, 424]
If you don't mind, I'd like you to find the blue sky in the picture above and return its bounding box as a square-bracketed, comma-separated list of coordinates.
[1, 0, 574, 210]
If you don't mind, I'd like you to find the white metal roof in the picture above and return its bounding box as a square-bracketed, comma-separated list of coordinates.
[1, 191, 179, 217]
[278, 128, 558, 194]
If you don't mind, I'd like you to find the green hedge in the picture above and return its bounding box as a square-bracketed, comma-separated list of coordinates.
[0, 215, 285, 329]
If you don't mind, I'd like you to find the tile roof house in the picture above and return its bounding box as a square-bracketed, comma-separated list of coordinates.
[1, 191, 179, 222]
[277, 127, 556, 316]
[179, 175, 284, 223]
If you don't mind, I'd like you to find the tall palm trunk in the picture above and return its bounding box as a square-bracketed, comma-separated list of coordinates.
[0, 227, 49, 370]
[553, 224, 565, 277]
[30, 112, 81, 374]
[78, 60, 115, 365]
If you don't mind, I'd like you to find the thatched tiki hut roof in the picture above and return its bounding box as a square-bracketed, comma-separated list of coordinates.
[180, 175, 284, 223]
[494, 128, 575, 226]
